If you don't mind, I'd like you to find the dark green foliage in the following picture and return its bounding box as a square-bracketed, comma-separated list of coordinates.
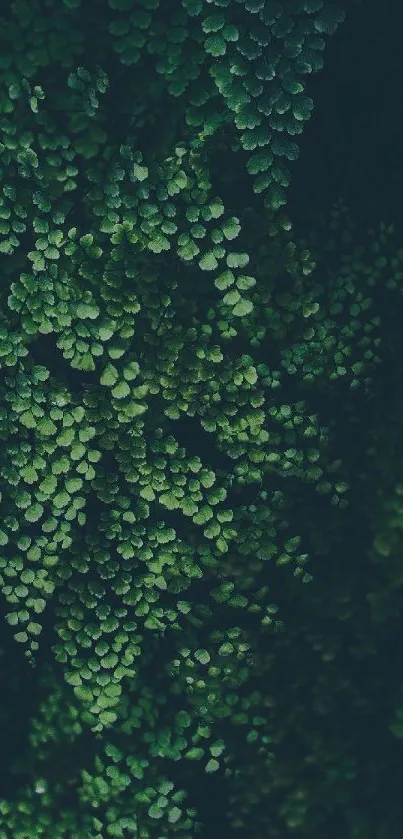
[1, 1, 402, 838]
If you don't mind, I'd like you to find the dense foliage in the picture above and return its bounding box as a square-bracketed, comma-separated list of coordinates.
[1, 1, 402, 837]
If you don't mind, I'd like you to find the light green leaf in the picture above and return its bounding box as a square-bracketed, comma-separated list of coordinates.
[14, 631, 28, 643]
[20, 411, 36, 429]
[140, 486, 155, 502]
[0, 530, 8, 546]
[98, 323, 115, 341]
[208, 198, 225, 218]
[133, 164, 148, 181]
[111, 380, 131, 399]
[99, 710, 117, 726]
[80, 233, 93, 247]
[148, 805, 163, 819]
[76, 302, 100, 320]
[215, 270, 235, 291]
[200, 470, 216, 488]
[36, 418, 57, 436]
[21, 466, 38, 483]
[100, 363, 119, 386]
[123, 361, 140, 381]
[195, 649, 211, 665]
[65, 671, 82, 687]
[168, 807, 182, 824]
[65, 477, 83, 493]
[25, 503, 44, 522]
[6, 613, 18, 626]
[236, 274, 256, 291]
[205, 759, 220, 773]
[186, 747, 204, 760]
[223, 289, 241, 306]
[244, 365, 257, 384]
[159, 492, 179, 510]
[21, 570, 35, 584]
[199, 251, 218, 271]
[74, 685, 94, 703]
[27, 622, 42, 635]
[53, 491, 70, 509]
[222, 217, 241, 240]
[226, 252, 250, 268]
[233, 299, 254, 317]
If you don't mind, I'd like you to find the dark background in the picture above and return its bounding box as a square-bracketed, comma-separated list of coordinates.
[289, 0, 403, 238]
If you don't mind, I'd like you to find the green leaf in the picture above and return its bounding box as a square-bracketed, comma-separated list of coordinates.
[21, 466, 38, 484]
[207, 198, 224, 219]
[27, 622, 42, 636]
[218, 642, 234, 656]
[200, 470, 216, 488]
[205, 759, 220, 773]
[226, 252, 250, 268]
[222, 217, 241, 240]
[148, 804, 163, 820]
[111, 380, 131, 399]
[21, 570, 35, 584]
[202, 13, 225, 32]
[36, 418, 57, 436]
[223, 289, 241, 306]
[236, 274, 256, 291]
[20, 411, 36, 429]
[140, 486, 155, 501]
[159, 492, 179, 510]
[80, 233, 93, 247]
[244, 365, 257, 384]
[182, 498, 198, 516]
[195, 648, 211, 665]
[123, 361, 140, 381]
[100, 363, 118, 386]
[204, 34, 226, 56]
[101, 653, 119, 668]
[14, 631, 28, 643]
[32, 365, 50, 382]
[303, 301, 320, 317]
[185, 747, 204, 760]
[98, 324, 115, 341]
[193, 505, 213, 525]
[78, 352, 96, 372]
[233, 299, 254, 317]
[211, 582, 234, 602]
[168, 807, 182, 824]
[65, 671, 82, 687]
[53, 491, 70, 509]
[39, 475, 57, 495]
[108, 344, 126, 359]
[25, 503, 44, 522]
[128, 402, 147, 416]
[0, 529, 8, 546]
[176, 711, 192, 728]
[247, 150, 273, 175]
[74, 685, 94, 703]
[76, 302, 100, 320]
[133, 164, 149, 181]
[204, 521, 221, 539]
[215, 270, 235, 291]
[148, 234, 170, 254]
[99, 710, 117, 726]
[105, 743, 123, 763]
[199, 251, 218, 271]
[6, 613, 19, 626]
[56, 428, 74, 447]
